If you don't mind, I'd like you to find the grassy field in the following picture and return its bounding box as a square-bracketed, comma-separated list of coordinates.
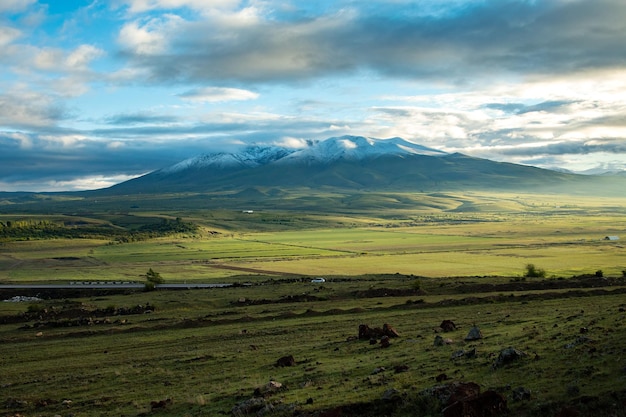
[0, 190, 625, 416]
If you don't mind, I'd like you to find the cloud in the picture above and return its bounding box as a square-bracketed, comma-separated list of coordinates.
[114, 0, 626, 85]
[0, 0, 35, 13]
[0, 88, 68, 128]
[177, 86, 259, 102]
[120, 0, 238, 14]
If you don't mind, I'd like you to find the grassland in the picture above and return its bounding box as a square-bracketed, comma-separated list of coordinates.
[0, 190, 625, 416]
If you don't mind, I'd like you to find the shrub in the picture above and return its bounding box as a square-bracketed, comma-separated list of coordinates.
[595, 270, 603, 278]
[524, 263, 546, 278]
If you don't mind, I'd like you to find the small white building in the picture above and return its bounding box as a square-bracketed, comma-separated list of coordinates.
[604, 236, 620, 241]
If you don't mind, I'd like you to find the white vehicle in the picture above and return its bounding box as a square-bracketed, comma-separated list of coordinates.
[311, 277, 326, 283]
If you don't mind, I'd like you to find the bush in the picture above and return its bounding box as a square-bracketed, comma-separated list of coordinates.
[595, 270, 603, 278]
[524, 263, 546, 278]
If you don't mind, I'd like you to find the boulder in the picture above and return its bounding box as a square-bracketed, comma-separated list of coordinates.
[380, 335, 391, 348]
[254, 380, 284, 397]
[493, 347, 526, 369]
[440, 320, 457, 332]
[276, 355, 296, 367]
[464, 326, 483, 341]
[434, 335, 445, 346]
[383, 323, 400, 337]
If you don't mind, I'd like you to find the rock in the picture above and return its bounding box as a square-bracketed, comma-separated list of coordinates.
[464, 326, 483, 341]
[359, 324, 373, 340]
[276, 355, 295, 367]
[383, 323, 400, 337]
[440, 320, 457, 332]
[512, 386, 531, 401]
[380, 335, 391, 348]
[231, 397, 266, 415]
[493, 347, 526, 369]
[420, 382, 481, 407]
[371, 367, 385, 375]
[436, 373, 449, 382]
[564, 336, 592, 349]
[465, 347, 477, 358]
[451, 349, 465, 359]
[254, 380, 284, 397]
[382, 388, 402, 402]
[434, 335, 445, 346]
[369, 338, 377, 345]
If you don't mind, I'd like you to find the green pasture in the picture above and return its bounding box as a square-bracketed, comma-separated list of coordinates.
[1, 204, 625, 282]
[1, 278, 625, 416]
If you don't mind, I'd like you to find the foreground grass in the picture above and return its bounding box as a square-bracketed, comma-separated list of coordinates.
[1, 275, 626, 416]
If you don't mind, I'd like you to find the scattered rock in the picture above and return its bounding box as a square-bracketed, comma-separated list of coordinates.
[440, 320, 457, 332]
[380, 335, 391, 348]
[371, 367, 385, 375]
[464, 326, 483, 341]
[276, 355, 295, 367]
[254, 380, 284, 397]
[382, 388, 402, 402]
[420, 381, 481, 407]
[383, 323, 400, 337]
[434, 335, 445, 346]
[358, 323, 400, 340]
[564, 336, 592, 349]
[493, 347, 526, 369]
[150, 398, 172, 410]
[512, 386, 531, 401]
[231, 397, 266, 416]
[436, 373, 449, 382]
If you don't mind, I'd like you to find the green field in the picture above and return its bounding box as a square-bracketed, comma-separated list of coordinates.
[1, 190, 625, 416]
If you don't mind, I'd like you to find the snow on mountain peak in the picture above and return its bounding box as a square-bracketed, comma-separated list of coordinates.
[278, 136, 447, 164]
[160, 145, 293, 173]
[159, 136, 447, 173]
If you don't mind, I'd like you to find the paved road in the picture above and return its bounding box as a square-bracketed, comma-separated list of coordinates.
[0, 283, 233, 290]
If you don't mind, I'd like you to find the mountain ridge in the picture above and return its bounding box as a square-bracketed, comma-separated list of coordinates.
[101, 135, 624, 196]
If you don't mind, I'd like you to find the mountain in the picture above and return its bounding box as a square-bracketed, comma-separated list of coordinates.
[102, 135, 622, 196]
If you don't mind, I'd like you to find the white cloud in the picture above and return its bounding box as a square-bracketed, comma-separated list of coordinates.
[178, 86, 259, 102]
[121, 0, 239, 14]
[0, 26, 21, 47]
[0, 0, 35, 13]
[118, 15, 182, 54]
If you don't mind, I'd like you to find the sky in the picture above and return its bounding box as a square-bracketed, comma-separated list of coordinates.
[1, 0, 626, 192]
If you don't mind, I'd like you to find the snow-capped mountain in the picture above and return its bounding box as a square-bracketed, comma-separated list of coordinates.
[277, 136, 447, 165]
[104, 135, 623, 196]
[159, 136, 446, 173]
[160, 145, 293, 173]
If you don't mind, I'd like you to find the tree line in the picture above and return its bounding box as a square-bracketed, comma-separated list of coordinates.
[0, 218, 198, 242]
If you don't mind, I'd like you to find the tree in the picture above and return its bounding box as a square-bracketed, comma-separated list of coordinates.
[524, 263, 545, 278]
[144, 268, 164, 291]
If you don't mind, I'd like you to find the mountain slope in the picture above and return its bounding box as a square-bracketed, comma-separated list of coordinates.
[102, 136, 619, 195]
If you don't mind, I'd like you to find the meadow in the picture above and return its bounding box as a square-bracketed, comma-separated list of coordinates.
[0, 190, 625, 416]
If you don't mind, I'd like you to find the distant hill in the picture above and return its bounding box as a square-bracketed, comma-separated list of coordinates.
[101, 136, 620, 196]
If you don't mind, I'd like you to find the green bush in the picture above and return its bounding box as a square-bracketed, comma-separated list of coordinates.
[524, 263, 546, 278]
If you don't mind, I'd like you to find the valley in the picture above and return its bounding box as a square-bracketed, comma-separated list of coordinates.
[1, 189, 625, 416]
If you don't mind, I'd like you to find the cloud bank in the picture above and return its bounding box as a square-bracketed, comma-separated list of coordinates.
[0, 0, 625, 191]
